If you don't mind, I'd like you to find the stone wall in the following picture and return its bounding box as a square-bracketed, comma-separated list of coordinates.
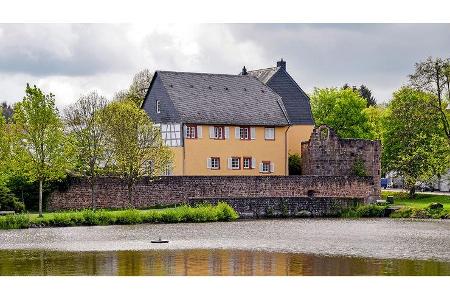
[301, 125, 381, 197]
[47, 175, 377, 211]
[189, 197, 363, 218]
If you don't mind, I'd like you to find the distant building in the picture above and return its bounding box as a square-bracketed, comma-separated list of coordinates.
[142, 59, 314, 175]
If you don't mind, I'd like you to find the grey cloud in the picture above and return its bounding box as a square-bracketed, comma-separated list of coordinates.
[0, 24, 138, 76]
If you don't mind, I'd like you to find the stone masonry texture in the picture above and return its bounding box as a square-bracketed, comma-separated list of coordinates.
[301, 125, 381, 199]
[48, 175, 377, 211]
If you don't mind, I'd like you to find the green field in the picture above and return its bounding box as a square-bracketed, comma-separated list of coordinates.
[381, 190, 450, 209]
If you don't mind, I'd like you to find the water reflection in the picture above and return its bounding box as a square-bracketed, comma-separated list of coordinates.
[1, 249, 449, 276]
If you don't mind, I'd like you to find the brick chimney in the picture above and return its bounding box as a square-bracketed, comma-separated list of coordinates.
[277, 58, 286, 70]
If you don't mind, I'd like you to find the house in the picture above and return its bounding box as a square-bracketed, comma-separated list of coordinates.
[142, 59, 315, 176]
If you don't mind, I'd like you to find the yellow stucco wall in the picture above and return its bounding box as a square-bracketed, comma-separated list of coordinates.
[170, 126, 288, 176]
[170, 147, 184, 175]
[286, 125, 314, 156]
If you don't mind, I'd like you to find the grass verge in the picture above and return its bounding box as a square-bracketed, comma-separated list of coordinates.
[0, 202, 239, 230]
[381, 190, 450, 209]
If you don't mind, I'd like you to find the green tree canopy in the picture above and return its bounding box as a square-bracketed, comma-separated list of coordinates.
[310, 87, 374, 139]
[382, 87, 450, 197]
[100, 100, 172, 206]
[13, 84, 74, 216]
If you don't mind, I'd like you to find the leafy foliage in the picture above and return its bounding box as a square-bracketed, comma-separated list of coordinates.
[409, 56, 450, 141]
[99, 100, 172, 206]
[382, 87, 450, 197]
[288, 153, 301, 175]
[343, 84, 377, 107]
[13, 84, 75, 216]
[114, 69, 153, 107]
[310, 87, 374, 139]
[0, 202, 238, 230]
[0, 185, 25, 212]
[351, 158, 367, 177]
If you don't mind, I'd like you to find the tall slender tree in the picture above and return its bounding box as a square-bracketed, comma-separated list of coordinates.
[99, 100, 172, 206]
[64, 91, 108, 210]
[409, 57, 450, 143]
[14, 84, 74, 216]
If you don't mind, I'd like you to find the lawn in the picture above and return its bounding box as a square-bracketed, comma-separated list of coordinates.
[381, 190, 450, 209]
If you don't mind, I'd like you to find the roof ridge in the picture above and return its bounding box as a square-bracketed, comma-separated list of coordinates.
[247, 66, 279, 73]
[157, 70, 251, 78]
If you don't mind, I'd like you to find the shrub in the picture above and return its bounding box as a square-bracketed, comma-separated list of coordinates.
[0, 214, 30, 229]
[351, 158, 367, 177]
[0, 185, 25, 213]
[428, 203, 444, 210]
[288, 154, 301, 175]
[215, 202, 238, 221]
[340, 204, 385, 218]
[114, 209, 142, 225]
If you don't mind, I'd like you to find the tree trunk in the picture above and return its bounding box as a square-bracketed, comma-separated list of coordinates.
[38, 179, 43, 217]
[409, 186, 416, 199]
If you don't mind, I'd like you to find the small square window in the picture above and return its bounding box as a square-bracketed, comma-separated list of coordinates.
[156, 100, 161, 114]
[243, 157, 252, 169]
[240, 127, 250, 140]
[186, 125, 197, 139]
[231, 157, 240, 170]
[261, 161, 270, 173]
[214, 126, 224, 139]
[211, 157, 220, 170]
[264, 127, 275, 140]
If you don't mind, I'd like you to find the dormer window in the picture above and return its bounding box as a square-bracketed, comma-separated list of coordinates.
[156, 100, 160, 114]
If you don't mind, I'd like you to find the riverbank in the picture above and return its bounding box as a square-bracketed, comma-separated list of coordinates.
[0, 202, 238, 230]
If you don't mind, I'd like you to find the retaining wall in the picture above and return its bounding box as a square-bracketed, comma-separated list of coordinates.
[47, 175, 378, 211]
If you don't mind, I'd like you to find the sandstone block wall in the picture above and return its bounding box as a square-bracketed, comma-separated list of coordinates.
[47, 175, 377, 211]
[301, 125, 381, 197]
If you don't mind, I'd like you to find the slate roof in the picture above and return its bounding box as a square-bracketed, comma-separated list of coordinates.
[154, 71, 289, 126]
[246, 65, 314, 125]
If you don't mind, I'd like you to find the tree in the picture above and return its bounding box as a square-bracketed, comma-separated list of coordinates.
[100, 100, 172, 206]
[382, 87, 450, 197]
[0, 108, 11, 185]
[343, 84, 377, 107]
[310, 87, 374, 139]
[409, 57, 450, 142]
[114, 69, 153, 107]
[64, 91, 108, 210]
[1, 102, 14, 123]
[364, 105, 385, 141]
[13, 84, 74, 216]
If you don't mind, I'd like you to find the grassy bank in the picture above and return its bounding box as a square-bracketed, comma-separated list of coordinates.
[0, 202, 239, 230]
[381, 191, 450, 209]
[339, 191, 450, 219]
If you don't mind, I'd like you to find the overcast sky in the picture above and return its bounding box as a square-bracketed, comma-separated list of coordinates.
[1, 23, 449, 107]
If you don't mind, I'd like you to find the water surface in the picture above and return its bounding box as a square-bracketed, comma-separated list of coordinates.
[1, 219, 449, 275]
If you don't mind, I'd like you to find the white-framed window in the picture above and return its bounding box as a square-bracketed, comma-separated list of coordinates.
[214, 126, 223, 139]
[156, 100, 160, 114]
[211, 157, 220, 170]
[243, 157, 252, 169]
[240, 127, 250, 140]
[260, 161, 274, 173]
[264, 127, 275, 140]
[228, 157, 240, 170]
[185, 125, 197, 139]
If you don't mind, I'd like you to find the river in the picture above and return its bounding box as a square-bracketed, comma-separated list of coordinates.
[1, 219, 449, 275]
